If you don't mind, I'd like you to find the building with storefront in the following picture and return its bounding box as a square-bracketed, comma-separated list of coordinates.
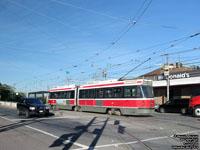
[140, 63, 200, 105]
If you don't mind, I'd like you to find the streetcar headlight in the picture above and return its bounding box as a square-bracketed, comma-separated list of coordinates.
[29, 107, 35, 110]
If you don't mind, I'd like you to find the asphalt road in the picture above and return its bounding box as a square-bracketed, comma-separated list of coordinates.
[0, 106, 199, 150]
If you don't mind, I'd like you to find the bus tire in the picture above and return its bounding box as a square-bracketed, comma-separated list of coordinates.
[193, 106, 200, 117]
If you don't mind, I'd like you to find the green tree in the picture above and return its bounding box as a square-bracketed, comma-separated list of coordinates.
[0, 83, 15, 101]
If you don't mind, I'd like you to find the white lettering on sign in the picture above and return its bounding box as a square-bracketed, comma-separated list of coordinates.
[169, 73, 190, 80]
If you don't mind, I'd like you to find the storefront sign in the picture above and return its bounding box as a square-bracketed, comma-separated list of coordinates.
[158, 72, 190, 80]
[169, 73, 190, 80]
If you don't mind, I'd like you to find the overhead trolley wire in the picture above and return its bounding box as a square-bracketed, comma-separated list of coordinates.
[50, 0, 177, 30]
[62, 0, 153, 74]
[6, 0, 90, 35]
[98, 0, 153, 54]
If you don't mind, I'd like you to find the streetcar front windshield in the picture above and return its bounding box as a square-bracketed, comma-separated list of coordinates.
[142, 86, 154, 98]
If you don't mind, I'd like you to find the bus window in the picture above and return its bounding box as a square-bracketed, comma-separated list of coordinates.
[142, 86, 153, 98]
[29, 94, 35, 98]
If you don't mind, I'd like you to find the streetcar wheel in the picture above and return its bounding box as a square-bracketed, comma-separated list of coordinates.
[74, 106, 78, 112]
[78, 106, 82, 112]
[107, 109, 112, 115]
[115, 109, 121, 116]
[160, 107, 165, 113]
[194, 106, 200, 117]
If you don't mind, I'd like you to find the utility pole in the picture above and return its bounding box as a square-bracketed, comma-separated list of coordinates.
[95, 72, 98, 81]
[102, 69, 107, 80]
[162, 54, 170, 101]
[67, 78, 71, 86]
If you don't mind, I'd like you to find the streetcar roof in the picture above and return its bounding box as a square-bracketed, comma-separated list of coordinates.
[50, 84, 76, 92]
[79, 79, 152, 89]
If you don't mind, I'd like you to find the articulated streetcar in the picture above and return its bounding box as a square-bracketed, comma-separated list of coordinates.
[48, 85, 77, 110]
[48, 79, 154, 115]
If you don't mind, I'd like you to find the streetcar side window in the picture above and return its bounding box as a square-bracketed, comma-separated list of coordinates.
[68, 91, 75, 99]
[88, 89, 95, 99]
[50, 92, 55, 99]
[79, 90, 88, 98]
[142, 86, 154, 98]
[124, 86, 140, 98]
[104, 88, 112, 98]
[137, 86, 143, 98]
[64, 91, 68, 99]
[124, 87, 135, 97]
[96, 89, 104, 98]
[113, 87, 122, 98]
[59, 91, 65, 99]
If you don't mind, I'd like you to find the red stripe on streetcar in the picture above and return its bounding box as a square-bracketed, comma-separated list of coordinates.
[137, 81, 143, 83]
[50, 88, 73, 91]
[82, 82, 124, 88]
[70, 100, 74, 105]
[78, 99, 154, 107]
[79, 100, 96, 106]
[79, 100, 86, 105]
[102, 100, 154, 107]
[48, 99, 56, 104]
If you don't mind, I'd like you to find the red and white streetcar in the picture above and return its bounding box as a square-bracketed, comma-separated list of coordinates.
[48, 79, 154, 115]
[48, 85, 77, 110]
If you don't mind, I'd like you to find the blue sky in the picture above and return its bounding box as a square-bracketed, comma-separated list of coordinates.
[0, 0, 200, 92]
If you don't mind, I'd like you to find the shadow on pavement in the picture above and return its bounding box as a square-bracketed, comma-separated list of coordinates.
[0, 118, 39, 133]
[49, 117, 109, 150]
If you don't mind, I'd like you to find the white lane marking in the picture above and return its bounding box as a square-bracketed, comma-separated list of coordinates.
[71, 130, 200, 150]
[141, 136, 168, 142]
[11, 116, 80, 121]
[25, 125, 88, 149]
[0, 115, 88, 149]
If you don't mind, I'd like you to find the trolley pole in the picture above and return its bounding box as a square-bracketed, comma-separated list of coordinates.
[167, 55, 170, 101]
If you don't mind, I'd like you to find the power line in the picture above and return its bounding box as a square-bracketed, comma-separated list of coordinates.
[50, 0, 178, 30]
[6, 0, 90, 35]
[98, 0, 152, 54]
[119, 58, 151, 80]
